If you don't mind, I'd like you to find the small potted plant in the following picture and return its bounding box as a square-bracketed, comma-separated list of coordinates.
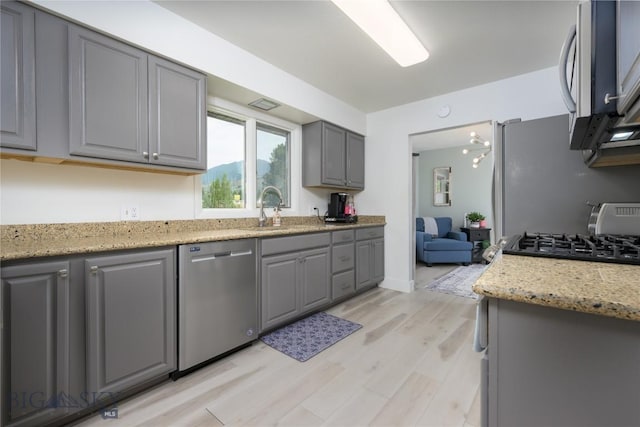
[467, 212, 485, 228]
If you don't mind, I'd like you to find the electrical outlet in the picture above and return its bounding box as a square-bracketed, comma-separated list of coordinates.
[121, 205, 140, 221]
[309, 206, 318, 217]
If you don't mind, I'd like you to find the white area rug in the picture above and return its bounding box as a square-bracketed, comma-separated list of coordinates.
[421, 264, 487, 299]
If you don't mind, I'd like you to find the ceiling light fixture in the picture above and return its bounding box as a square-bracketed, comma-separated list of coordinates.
[248, 98, 280, 111]
[331, 0, 429, 67]
[463, 131, 492, 168]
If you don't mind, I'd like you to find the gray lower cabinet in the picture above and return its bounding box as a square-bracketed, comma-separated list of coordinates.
[1, 260, 73, 427]
[331, 230, 355, 301]
[486, 298, 640, 426]
[84, 248, 176, 398]
[355, 227, 385, 290]
[302, 121, 365, 190]
[0, 1, 36, 151]
[260, 233, 330, 331]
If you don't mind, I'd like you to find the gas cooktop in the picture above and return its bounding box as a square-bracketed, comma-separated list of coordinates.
[502, 232, 640, 265]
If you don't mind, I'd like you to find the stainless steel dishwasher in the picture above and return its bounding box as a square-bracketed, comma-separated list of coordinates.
[177, 239, 257, 374]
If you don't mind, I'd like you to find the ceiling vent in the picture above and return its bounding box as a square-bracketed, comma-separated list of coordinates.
[248, 98, 280, 111]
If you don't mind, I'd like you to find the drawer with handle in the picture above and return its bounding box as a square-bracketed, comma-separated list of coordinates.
[356, 226, 384, 240]
[332, 242, 354, 273]
[332, 229, 354, 243]
[332, 270, 355, 300]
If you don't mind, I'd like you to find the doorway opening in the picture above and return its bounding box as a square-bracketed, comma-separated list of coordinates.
[410, 121, 494, 290]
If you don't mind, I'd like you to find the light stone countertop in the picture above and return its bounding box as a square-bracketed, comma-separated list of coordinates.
[473, 253, 640, 322]
[0, 216, 385, 261]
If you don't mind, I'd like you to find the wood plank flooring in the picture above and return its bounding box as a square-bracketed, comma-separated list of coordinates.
[76, 286, 481, 427]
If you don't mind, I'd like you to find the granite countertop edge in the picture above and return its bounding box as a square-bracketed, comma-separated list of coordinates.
[1, 217, 386, 261]
[472, 254, 640, 322]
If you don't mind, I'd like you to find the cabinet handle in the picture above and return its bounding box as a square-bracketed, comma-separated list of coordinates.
[604, 92, 624, 104]
[339, 256, 351, 262]
[58, 269, 68, 278]
[143, 151, 149, 159]
[152, 152, 159, 160]
[90, 266, 99, 274]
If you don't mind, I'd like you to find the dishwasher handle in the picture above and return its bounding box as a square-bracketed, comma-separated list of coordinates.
[191, 249, 253, 263]
[473, 295, 488, 352]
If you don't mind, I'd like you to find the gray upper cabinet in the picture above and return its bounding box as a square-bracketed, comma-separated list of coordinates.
[68, 26, 148, 163]
[0, 1, 36, 151]
[1, 261, 71, 427]
[320, 123, 347, 186]
[68, 25, 206, 170]
[346, 132, 365, 189]
[85, 248, 176, 397]
[303, 121, 365, 190]
[148, 56, 206, 169]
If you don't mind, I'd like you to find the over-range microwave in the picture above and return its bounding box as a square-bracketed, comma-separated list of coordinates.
[559, 0, 640, 167]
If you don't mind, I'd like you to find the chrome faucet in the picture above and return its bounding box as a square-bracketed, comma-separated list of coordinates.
[258, 186, 283, 227]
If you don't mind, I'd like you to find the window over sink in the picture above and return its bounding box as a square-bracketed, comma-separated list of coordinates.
[198, 100, 296, 216]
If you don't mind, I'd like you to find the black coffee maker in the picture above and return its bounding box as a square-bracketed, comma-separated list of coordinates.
[326, 192, 357, 223]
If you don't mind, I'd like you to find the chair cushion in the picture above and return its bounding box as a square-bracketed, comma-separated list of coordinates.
[424, 238, 472, 251]
[434, 217, 452, 238]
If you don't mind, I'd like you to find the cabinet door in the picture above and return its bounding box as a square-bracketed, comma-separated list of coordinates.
[68, 26, 148, 163]
[321, 122, 347, 186]
[355, 240, 372, 290]
[148, 56, 206, 170]
[332, 270, 355, 301]
[0, 1, 36, 151]
[1, 261, 70, 427]
[332, 242, 354, 274]
[299, 247, 330, 313]
[617, 0, 640, 115]
[261, 253, 299, 331]
[85, 249, 175, 397]
[372, 238, 385, 283]
[346, 132, 365, 189]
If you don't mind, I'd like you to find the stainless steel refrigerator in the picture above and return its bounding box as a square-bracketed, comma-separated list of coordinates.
[494, 114, 640, 238]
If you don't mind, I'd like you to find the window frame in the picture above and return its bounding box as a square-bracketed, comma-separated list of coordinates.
[196, 97, 300, 219]
[256, 122, 291, 208]
[203, 112, 247, 209]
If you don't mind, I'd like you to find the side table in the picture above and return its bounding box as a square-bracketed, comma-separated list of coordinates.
[460, 227, 491, 263]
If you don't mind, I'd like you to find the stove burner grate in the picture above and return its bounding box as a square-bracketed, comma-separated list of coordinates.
[503, 232, 640, 265]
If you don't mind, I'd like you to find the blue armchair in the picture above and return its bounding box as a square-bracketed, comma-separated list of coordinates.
[416, 217, 472, 266]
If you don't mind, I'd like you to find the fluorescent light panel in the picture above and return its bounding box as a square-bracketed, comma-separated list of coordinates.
[610, 131, 634, 141]
[331, 0, 429, 67]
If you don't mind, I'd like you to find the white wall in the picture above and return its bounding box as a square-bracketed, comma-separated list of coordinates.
[360, 67, 569, 292]
[416, 146, 494, 233]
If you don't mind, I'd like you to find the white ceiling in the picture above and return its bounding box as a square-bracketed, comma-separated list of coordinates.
[155, 0, 578, 115]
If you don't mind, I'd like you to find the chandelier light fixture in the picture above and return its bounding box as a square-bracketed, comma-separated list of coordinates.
[331, 0, 429, 67]
[462, 132, 492, 168]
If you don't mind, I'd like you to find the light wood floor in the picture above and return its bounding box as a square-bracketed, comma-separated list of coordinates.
[76, 285, 481, 427]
